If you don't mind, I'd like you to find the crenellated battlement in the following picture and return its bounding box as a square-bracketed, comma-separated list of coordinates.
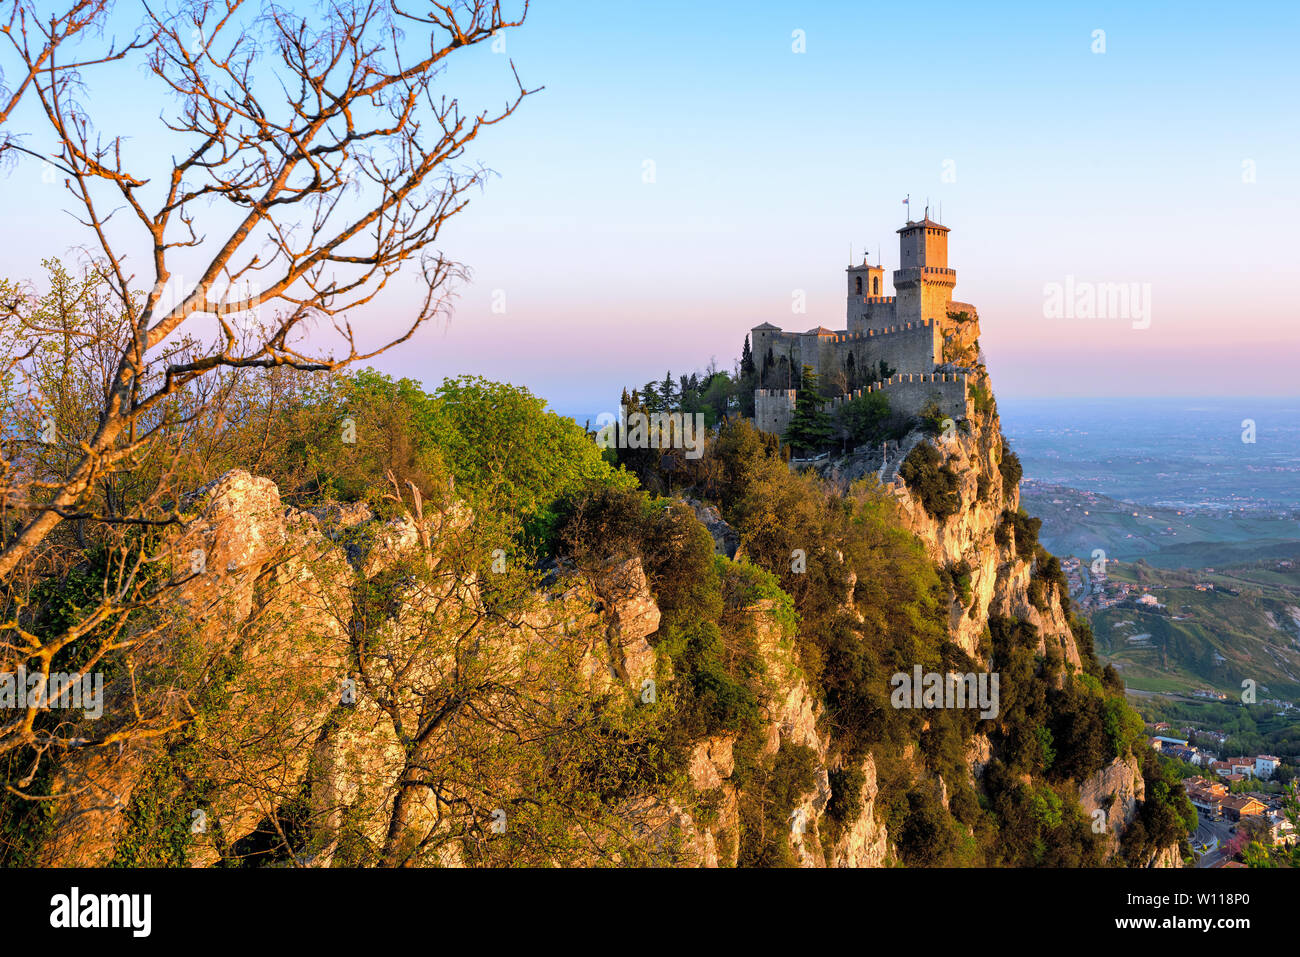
[862, 371, 967, 393]
[829, 319, 935, 344]
[858, 372, 969, 422]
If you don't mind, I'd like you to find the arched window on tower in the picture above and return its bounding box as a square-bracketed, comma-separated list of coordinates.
[872, 276, 880, 295]
[855, 276, 863, 295]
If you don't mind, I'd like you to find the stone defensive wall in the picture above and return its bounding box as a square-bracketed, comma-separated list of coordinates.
[896, 266, 956, 282]
[754, 372, 969, 438]
[826, 319, 938, 345]
[857, 371, 968, 422]
[755, 319, 942, 388]
[837, 318, 942, 370]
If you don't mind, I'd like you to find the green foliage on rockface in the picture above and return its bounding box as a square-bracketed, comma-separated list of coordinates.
[2, 366, 1193, 870]
[899, 442, 961, 520]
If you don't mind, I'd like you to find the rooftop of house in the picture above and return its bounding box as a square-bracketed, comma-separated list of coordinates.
[1222, 795, 1266, 810]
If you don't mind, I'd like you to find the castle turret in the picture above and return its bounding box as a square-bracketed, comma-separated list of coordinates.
[846, 252, 896, 334]
[846, 255, 884, 300]
[893, 217, 955, 325]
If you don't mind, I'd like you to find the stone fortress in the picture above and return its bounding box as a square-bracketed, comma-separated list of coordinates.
[752, 215, 980, 437]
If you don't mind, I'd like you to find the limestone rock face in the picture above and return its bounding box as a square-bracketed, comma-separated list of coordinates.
[1147, 842, 1183, 868]
[684, 736, 740, 868]
[965, 732, 993, 782]
[749, 598, 835, 868]
[33, 471, 674, 867]
[889, 403, 1081, 669]
[689, 736, 736, 792]
[307, 500, 375, 536]
[828, 753, 891, 868]
[41, 470, 310, 866]
[685, 498, 740, 559]
[593, 556, 660, 689]
[1079, 753, 1145, 861]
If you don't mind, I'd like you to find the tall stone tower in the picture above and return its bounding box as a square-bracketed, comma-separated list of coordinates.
[893, 217, 955, 325]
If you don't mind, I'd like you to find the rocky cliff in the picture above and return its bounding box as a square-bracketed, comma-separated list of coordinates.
[23, 322, 1185, 867]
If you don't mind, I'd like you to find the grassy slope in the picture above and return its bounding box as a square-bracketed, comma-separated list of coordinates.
[1091, 560, 1300, 700]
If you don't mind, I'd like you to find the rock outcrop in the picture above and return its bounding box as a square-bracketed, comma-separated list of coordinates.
[28, 330, 1177, 867]
[1079, 753, 1145, 862]
[34, 471, 673, 867]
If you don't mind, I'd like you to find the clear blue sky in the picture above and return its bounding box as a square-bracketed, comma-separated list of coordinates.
[4, 0, 1298, 416]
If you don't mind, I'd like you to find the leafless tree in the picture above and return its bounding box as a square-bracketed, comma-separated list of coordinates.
[0, 0, 534, 579]
[0, 2, 140, 145]
[0, 0, 533, 766]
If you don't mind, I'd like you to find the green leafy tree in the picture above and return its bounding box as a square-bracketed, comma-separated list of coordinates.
[782, 366, 832, 457]
[696, 372, 733, 426]
[419, 375, 638, 547]
[836, 390, 892, 447]
[738, 335, 757, 417]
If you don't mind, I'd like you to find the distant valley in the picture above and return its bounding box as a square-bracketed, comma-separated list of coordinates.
[1004, 397, 1300, 723]
[1020, 480, 1300, 568]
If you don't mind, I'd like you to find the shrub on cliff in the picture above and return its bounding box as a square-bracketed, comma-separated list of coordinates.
[996, 508, 1041, 561]
[997, 440, 1023, 491]
[734, 742, 819, 867]
[898, 442, 961, 520]
[895, 781, 960, 866]
[1031, 546, 1071, 615]
[1120, 750, 1196, 866]
[939, 560, 974, 608]
[918, 400, 950, 437]
[553, 486, 770, 753]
